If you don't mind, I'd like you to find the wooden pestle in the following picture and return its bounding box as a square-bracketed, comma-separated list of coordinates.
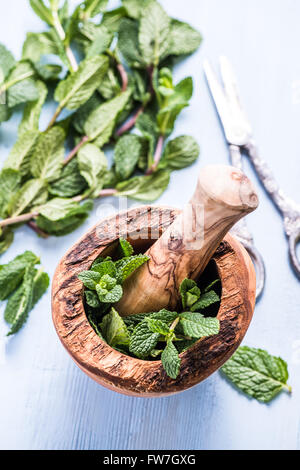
[116, 165, 259, 316]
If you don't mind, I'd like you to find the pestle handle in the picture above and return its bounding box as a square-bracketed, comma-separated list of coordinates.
[117, 165, 258, 316]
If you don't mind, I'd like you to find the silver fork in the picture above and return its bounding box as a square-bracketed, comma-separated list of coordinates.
[204, 56, 300, 286]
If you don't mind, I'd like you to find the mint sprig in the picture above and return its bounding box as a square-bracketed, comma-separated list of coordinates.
[0, 251, 49, 336]
[0, 0, 202, 252]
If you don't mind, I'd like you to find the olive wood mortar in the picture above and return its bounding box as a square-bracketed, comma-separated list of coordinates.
[52, 206, 256, 397]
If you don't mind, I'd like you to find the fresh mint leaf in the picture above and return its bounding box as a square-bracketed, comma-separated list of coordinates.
[122, 0, 153, 19]
[0, 169, 21, 218]
[83, 89, 131, 144]
[138, 1, 171, 66]
[156, 71, 193, 136]
[146, 318, 170, 335]
[98, 67, 121, 100]
[78, 270, 101, 290]
[82, 0, 108, 18]
[91, 259, 117, 278]
[85, 290, 101, 308]
[30, 0, 54, 26]
[0, 43, 16, 79]
[54, 55, 109, 111]
[179, 278, 201, 309]
[49, 158, 87, 198]
[114, 134, 144, 180]
[0, 250, 39, 301]
[168, 19, 202, 57]
[31, 268, 50, 308]
[77, 143, 108, 197]
[6, 61, 39, 108]
[150, 309, 178, 323]
[117, 254, 149, 281]
[96, 281, 123, 303]
[85, 26, 113, 58]
[7, 178, 48, 217]
[129, 320, 160, 358]
[179, 312, 220, 339]
[115, 169, 170, 201]
[0, 228, 14, 255]
[101, 307, 129, 347]
[30, 126, 65, 182]
[190, 290, 220, 312]
[36, 200, 93, 236]
[4, 131, 39, 178]
[161, 340, 181, 379]
[159, 135, 200, 171]
[118, 238, 134, 258]
[18, 80, 48, 134]
[118, 18, 144, 68]
[6, 265, 36, 336]
[101, 7, 126, 33]
[221, 346, 292, 403]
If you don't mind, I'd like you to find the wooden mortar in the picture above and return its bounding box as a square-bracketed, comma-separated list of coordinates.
[52, 203, 256, 397]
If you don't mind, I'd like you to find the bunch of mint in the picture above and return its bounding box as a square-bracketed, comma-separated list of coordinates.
[79, 238, 221, 379]
[0, 0, 202, 255]
[0, 251, 49, 335]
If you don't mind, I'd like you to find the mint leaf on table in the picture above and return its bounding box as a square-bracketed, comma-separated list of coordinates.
[30, 126, 65, 182]
[83, 89, 131, 145]
[179, 312, 220, 339]
[118, 18, 144, 69]
[122, 0, 153, 19]
[3, 131, 40, 178]
[0, 251, 39, 300]
[115, 169, 170, 201]
[138, 0, 171, 66]
[129, 320, 160, 358]
[36, 200, 93, 236]
[221, 346, 292, 403]
[161, 340, 181, 379]
[77, 143, 108, 197]
[6, 61, 38, 108]
[29, 0, 54, 26]
[49, 158, 87, 198]
[101, 307, 129, 347]
[0, 169, 21, 218]
[18, 80, 48, 134]
[0, 43, 16, 79]
[159, 135, 200, 171]
[114, 134, 146, 181]
[54, 55, 109, 111]
[31, 268, 50, 308]
[6, 265, 35, 336]
[0, 228, 14, 255]
[168, 19, 202, 57]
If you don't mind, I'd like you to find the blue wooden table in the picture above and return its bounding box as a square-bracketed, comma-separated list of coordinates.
[1, 0, 300, 450]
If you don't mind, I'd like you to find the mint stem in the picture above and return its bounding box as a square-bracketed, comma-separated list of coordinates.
[27, 221, 49, 239]
[64, 135, 89, 165]
[52, 8, 78, 73]
[0, 211, 39, 228]
[146, 134, 164, 175]
[45, 104, 63, 132]
[116, 105, 144, 137]
[117, 63, 128, 92]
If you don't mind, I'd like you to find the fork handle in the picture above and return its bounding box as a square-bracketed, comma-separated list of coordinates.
[245, 140, 295, 215]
